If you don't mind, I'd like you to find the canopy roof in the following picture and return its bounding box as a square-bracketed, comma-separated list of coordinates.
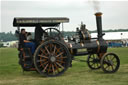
[13, 17, 69, 27]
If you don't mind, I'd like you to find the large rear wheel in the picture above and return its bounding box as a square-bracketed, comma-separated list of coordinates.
[34, 40, 71, 77]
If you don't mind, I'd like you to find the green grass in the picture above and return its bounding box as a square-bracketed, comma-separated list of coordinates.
[0, 47, 128, 85]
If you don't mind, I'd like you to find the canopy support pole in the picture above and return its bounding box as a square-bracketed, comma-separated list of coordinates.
[62, 23, 64, 36]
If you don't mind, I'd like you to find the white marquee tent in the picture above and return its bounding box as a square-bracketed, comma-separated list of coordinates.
[91, 32, 128, 41]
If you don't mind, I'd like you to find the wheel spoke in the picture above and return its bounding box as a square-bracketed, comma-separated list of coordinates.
[56, 60, 65, 64]
[111, 56, 115, 61]
[56, 52, 64, 57]
[43, 61, 49, 65]
[90, 63, 94, 66]
[52, 64, 55, 75]
[54, 63, 59, 73]
[45, 46, 50, 55]
[42, 64, 49, 72]
[53, 45, 56, 54]
[56, 48, 61, 54]
[113, 63, 117, 67]
[111, 65, 114, 71]
[49, 43, 53, 52]
[37, 59, 47, 63]
[48, 63, 52, 73]
[38, 55, 48, 59]
[39, 64, 44, 67]
[56, 62, 64, 69]
[105, 65, 109, 69]
[40, 48, 47, 56]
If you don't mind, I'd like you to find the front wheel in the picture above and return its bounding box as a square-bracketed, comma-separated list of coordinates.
[87, 54, 101, 70]
[34, 40, 71, 77]
[100, 53, 120, 73]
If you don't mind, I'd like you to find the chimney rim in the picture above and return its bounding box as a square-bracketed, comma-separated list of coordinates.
[95, 12, 102, 16]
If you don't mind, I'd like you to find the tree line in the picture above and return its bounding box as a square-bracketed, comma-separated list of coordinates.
[89, 29, 128, 33]
[0, 31, 17, 42]
[0, 29, 128, 42]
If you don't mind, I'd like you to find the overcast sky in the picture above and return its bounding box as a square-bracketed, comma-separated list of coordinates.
[1, 0, 128, 33]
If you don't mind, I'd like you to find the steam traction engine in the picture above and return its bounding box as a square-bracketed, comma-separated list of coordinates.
[13, 12, 120, 77]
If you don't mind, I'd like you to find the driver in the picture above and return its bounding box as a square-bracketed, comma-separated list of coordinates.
[20, 29, 35, 54]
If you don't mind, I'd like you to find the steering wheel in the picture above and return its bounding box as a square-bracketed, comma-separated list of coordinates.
[44, 28, 63, 40]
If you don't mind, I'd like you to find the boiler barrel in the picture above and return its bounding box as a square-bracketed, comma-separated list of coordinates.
[71, 40, 107, 54]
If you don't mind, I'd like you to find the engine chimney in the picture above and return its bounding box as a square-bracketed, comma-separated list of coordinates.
[95, 12, 103, 40]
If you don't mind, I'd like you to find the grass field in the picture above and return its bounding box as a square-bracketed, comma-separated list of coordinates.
[0, 47, 128, 85]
